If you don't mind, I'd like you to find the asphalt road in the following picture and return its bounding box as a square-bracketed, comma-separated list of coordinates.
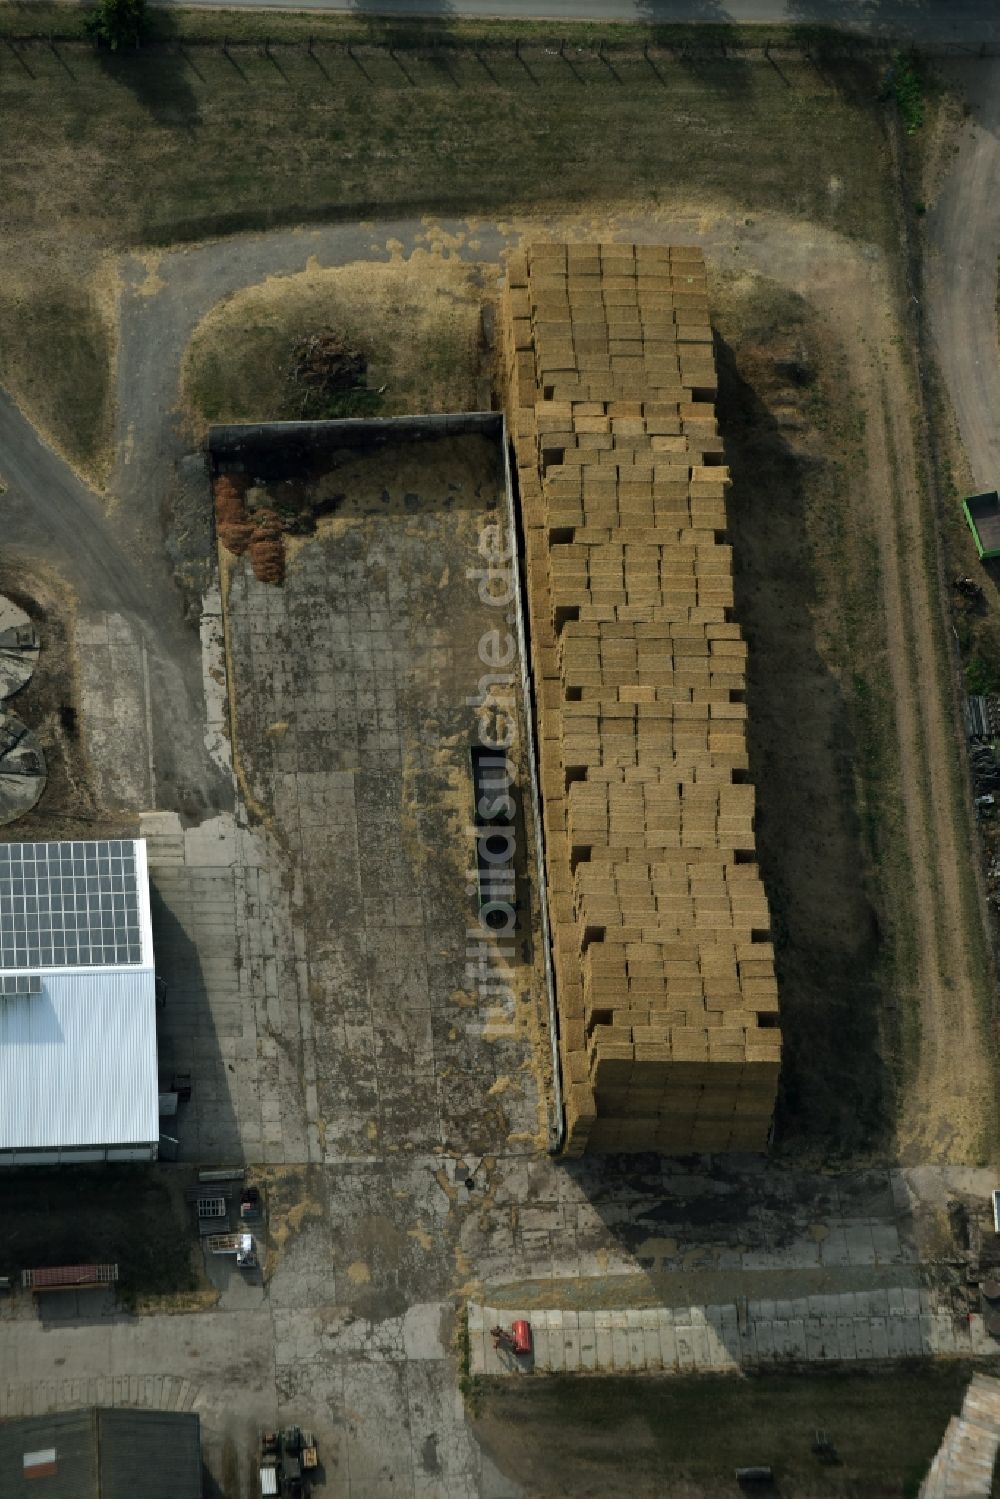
[0, 389, 231, 823]
[925, 60, 1000, 495]
[0, 390, 145, 619]
[154, 0, 1000, 47]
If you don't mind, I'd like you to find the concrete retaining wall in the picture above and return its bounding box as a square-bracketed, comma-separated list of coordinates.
[208, 412, 501, 480]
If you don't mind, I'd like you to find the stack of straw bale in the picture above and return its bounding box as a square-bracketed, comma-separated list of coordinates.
[501, 242, 781, 1155]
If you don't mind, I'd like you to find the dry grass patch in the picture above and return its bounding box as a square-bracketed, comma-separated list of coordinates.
[0, 254, 117, 488]
[183, 252, 488, 428]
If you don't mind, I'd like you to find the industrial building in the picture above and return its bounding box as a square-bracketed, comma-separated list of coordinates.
[0, 1408, 201, 1498]
[0, 838, 160, 1166]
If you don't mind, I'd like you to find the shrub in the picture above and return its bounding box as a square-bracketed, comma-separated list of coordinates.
[965, 655, 1000, 696]
[882, 53, 925, 135]
[86, 0, 148, 50]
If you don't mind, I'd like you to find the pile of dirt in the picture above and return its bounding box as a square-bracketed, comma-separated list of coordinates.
[214, 475, 254, 554]
[247, 507, 286, 586]
[212, 476, 286, 585]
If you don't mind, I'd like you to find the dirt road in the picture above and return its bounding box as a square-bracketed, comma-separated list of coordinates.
[921, 62, 1000, 1158]
[145, 0, 1000, 45]
[850, 279, 993, 1162]
[723, 220, 994, 1160]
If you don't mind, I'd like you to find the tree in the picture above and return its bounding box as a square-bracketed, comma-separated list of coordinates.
[86, 0, 148, 51]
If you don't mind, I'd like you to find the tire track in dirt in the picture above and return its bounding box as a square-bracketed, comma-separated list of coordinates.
[841, 322, 946, 1156]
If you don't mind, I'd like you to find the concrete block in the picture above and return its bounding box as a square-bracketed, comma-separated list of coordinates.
[611, 1328, 630, 1371]
[835, 1319, 858, 1361]
[658, 1321, 679, 1370]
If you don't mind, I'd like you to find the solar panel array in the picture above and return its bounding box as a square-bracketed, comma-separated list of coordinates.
[0, 974, 41, 995]
[0, 841, 142, 971]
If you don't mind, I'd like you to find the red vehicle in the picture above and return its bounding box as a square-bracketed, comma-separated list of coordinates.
[491, 1320, 533, 1356]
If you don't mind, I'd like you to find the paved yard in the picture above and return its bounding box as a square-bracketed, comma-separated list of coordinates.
[150, 434, 543, 1171]
[222, 434, 542, 1163]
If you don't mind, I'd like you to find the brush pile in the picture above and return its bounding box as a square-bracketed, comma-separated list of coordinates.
[288, 329, 367, 414]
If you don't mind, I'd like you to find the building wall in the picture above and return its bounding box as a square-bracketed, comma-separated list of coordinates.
[0, 1142, 157, 1168]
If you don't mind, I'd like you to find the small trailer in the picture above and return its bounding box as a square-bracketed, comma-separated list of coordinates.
[21, 1263, 119, 1294]
[206, 1233, 257, 1268]
[963, 491, 1000, 560]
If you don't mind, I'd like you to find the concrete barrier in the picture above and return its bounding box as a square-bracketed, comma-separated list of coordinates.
[208, 412, 501, 480]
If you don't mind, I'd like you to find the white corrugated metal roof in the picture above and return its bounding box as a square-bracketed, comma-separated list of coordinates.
[0, 969, 158, 1149]
[0, 839, 158, 1152]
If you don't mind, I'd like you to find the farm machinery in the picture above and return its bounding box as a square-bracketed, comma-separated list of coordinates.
[259, 1427, 319, 1497]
